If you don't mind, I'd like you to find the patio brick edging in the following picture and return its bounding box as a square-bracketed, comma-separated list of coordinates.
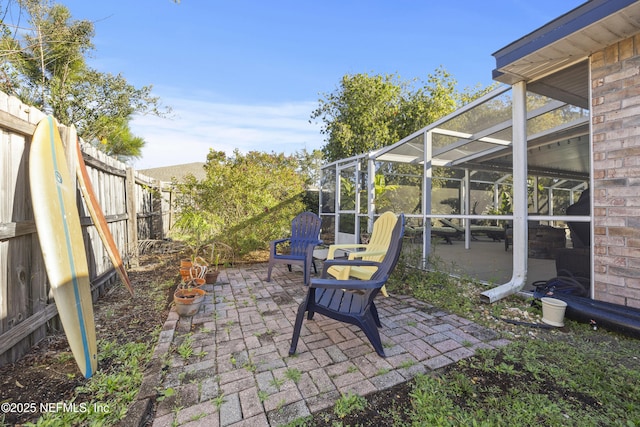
[115, 311, 178, 427]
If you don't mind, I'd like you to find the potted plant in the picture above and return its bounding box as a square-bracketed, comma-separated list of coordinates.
[202, 241, 233, 284]
[172, 187, 226, 272]
[174, 277, 207, 316]
[173, 287, 206, 317]
[204, 253, 220, 284]
[172, 179, 235, 286]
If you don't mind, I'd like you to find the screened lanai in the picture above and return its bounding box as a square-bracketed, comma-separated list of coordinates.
[319, 69, 592, 303]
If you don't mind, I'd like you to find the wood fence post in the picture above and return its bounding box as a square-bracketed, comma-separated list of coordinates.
[126, 167, 139, 267]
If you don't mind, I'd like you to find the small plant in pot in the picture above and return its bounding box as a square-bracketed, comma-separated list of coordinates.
[174, 278, 207, 317]
[202, 242, 233, 284]
[171, 192, 226, 282]
[204, 257, 219, 285]
[171, 179, 235, 286]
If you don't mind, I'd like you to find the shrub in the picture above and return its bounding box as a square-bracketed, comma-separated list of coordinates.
[172, 150, 306, 258]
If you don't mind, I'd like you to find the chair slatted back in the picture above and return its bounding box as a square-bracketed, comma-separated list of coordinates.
[354, 213, 405, 313]
[367, 213, 405, 285]
[290, 212, 322, 257]
[363, 212, 398, 261]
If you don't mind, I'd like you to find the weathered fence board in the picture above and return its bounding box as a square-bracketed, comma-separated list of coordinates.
[0, 93, 174, 366]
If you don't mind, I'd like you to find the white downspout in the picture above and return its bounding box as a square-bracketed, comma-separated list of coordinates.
[481, 81, 528, 303]
[423, 130, 433, 268]
[354, 161, 361, 242]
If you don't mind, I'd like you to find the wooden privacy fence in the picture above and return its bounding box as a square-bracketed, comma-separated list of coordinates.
[0, 92, 174, 366]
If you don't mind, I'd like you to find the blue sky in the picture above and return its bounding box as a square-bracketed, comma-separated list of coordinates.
[59, 0, 585, 169]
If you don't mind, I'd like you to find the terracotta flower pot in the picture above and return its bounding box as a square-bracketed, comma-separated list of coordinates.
[174, 288, 206, 317]
[179, 267, 192, 281]
[205, 270, 219, 284]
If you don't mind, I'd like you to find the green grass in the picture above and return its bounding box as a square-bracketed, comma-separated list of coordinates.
[22, 274, 171, 426]
[284, 368, 302, 383]
[406, 336, 640, 426]
[177, 333, 195, 359]
[30, 341, 152, 426]
[270, 376, 286, 391]
[300, 251, 640, 425]
[334, 392, 367, 419]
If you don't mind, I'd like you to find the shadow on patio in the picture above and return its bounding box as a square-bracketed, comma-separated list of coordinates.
[140, 262, 510, 427]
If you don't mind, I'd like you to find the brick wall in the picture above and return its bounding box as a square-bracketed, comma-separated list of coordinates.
[591, 35, 640, 308]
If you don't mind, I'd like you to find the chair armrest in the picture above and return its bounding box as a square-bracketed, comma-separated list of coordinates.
[348, 250, 386, 260]
[270, 238, 290, 252]
[303, 240, 323, 257]
[327, 244, 368, 259]
[291, 238, 322, 245]
[310, 277, 385, 290]
[271, 238, 289, 245]
[320, 259, 380, 278]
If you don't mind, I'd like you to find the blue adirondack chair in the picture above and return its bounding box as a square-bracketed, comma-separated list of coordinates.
[266, 212, 322, 285]
[289, 213, 405, 357]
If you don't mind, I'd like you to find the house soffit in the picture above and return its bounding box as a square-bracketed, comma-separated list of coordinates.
[493, 0, 640, 86]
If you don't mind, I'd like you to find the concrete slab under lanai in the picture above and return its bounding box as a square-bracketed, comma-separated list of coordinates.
[128, 263, 509, 427]
[426, 239, 557, 290]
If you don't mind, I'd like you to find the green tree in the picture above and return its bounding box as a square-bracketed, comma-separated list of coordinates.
[173, 150, 306, 258]
[96, 118, 145, 160]
[293, 148, 323, 213]
[0, 0, 168, 160]
[312, 72, 402, 162]
[312, 68, 494, 163]
[0, 0, 93, 109]
[293, 148, 323, 188]
[67, 69, 166, 143]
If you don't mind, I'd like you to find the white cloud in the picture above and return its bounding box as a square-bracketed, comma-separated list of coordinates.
[131, 97, 324, 170]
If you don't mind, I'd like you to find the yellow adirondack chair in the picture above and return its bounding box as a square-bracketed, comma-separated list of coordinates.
[325, 211, 398, 297]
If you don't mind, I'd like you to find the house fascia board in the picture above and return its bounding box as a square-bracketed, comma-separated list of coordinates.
[492, 0, 637, 83]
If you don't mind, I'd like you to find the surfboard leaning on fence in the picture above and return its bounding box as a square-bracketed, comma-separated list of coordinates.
[71, 125, 134, 297]
[29, 116, 98, 378]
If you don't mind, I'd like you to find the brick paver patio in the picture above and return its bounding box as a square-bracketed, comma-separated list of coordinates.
[130, 263, 509, 427]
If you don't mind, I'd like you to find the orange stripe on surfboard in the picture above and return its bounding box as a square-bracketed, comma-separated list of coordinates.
[72, 127, 134, 297]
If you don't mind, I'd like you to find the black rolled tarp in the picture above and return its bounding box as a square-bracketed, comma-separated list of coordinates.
[540, 292, 640, 338]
